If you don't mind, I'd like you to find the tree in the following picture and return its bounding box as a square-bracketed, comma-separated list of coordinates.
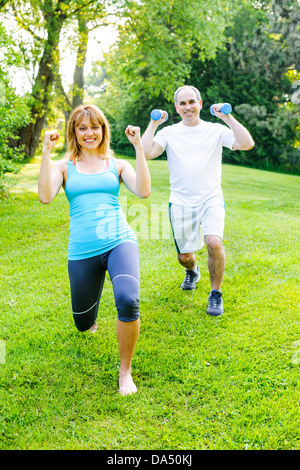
[72, 12, 89, 109]
[97, 0, 239, 153]
[56, 6, 110, 145]
[55, 12, 91, 145]
[0, 20, 31, 194]
[3, 0, 111, 157]
[188, 0, 300, 173]
[18, 0, 67, 156]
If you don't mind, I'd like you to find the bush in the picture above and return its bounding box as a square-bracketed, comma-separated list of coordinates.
[0, 84, 31, 194]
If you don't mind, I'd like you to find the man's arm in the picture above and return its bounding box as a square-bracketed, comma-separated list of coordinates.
[224, 115, 255, 151]
[141, 115, 166, 160]
[212, 105, 254, 151]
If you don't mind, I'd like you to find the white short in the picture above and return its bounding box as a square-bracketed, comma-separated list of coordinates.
[168, 196, 225, 254]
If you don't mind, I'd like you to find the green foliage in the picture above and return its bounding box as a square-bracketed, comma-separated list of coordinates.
[111, 0, 235, 100]
[92, 0, 299, 173]
[2, 0, 299, 172]
[0, 21, 31, 194]
[0, 87, 31, 170]
[97, 0, 238, 154]
[1, 0, 113, 157]
[189, 0, 300, 174]
[0, 157, 299, 449]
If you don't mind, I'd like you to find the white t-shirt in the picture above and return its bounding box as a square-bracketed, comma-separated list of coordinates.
[153, 120, 235, 205]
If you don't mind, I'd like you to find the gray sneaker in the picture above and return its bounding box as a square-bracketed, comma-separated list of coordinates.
[207, 290, 223, 316]
[181, 267, 200, 290]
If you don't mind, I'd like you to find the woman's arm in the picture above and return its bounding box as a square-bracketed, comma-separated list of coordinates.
[118, 125, 151, 199]
[38, 130, 64, 204]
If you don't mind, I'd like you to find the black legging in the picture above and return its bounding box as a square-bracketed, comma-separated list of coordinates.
[68, 242, 140, 331]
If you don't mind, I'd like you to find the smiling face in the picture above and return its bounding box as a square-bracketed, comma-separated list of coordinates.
[75, 115, 103, 152]
[67, 104, 112, 161]
[175, 87, 203, 126]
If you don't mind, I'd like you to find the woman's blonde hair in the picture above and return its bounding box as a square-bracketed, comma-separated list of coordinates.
[66, 104, 113, 160]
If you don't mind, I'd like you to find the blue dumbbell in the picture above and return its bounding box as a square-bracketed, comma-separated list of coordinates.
[150, 109, 168, 122]
[210, 103, 232, 115]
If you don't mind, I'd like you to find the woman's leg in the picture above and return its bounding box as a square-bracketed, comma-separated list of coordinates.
[68, 255, 106, 332]
[107, 242, 140, 395]
[116, 318, 140, 395]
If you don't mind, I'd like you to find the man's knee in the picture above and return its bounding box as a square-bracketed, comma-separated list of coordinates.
[205, 235, 223, 254]
[178, 252, 194, 264]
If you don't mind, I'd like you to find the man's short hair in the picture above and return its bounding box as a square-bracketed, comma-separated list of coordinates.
[174, 86, 202, 104]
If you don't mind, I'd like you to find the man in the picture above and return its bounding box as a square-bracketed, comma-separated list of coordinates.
[142, 85, 254, 316]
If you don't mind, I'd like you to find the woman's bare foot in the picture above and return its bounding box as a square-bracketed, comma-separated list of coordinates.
[89, 322, 98, 333]
[119, 369, 137, 396]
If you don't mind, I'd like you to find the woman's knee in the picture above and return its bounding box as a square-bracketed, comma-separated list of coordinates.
[115, 290, 140, 322]
[73, 312, 96, 332]
[72, 302, 98, 332]
[74, 321, 90, 332]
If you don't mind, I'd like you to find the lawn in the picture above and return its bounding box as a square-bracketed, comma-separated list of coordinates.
[0, 153, 299, 450]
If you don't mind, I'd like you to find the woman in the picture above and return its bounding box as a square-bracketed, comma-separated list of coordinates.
[38, 104, 151, 396]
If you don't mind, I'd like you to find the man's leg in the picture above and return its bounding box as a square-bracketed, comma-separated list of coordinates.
[168, 203, 203, 291]
[177, 252, 197, 270]
[205, 235, 225, 290]
[178, 252, 200, 291]
[205, 235, 225, 316]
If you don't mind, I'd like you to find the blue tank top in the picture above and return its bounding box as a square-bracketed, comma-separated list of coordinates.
[64, 159, 137, 260]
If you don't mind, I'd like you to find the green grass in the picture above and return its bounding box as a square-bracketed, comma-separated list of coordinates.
[0, 154, 300, 450]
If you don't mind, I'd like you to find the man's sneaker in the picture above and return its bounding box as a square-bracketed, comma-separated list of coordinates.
[207, 290, 223, 316]
[181, 267, 200, 290]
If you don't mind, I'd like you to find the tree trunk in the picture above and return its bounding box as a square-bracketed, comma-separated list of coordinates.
[55, 13, 89, 146]
[72, 14, 89, 109]
[17, 17, 64, 157]
[56, 74, 72, 146]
